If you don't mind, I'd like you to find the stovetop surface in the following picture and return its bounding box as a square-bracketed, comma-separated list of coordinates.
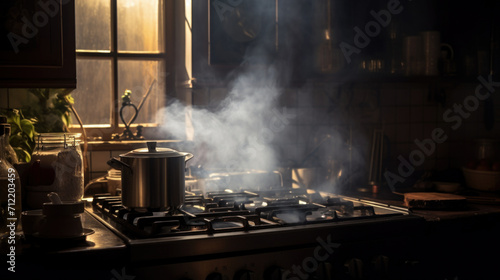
[83, 187, 430, 263]
[86, 187, 412, 240]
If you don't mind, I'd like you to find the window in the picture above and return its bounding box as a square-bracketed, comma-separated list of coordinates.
[72, 0, 171, 139]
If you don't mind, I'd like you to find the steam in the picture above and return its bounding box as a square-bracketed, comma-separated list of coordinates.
[157, 0, 296, 172]
[158, 65, 290, 171]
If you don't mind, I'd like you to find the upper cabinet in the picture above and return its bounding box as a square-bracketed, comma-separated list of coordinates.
[192, 0, 500, 84]
[0, 0, 76, 88]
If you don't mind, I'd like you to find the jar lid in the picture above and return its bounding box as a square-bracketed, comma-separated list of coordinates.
[37, 133, 81, 148]
[121, 142, 193, 159]
[38, 133, 81, 141]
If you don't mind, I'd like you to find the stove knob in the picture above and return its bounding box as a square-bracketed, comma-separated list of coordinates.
[233, 269, 255, 280]
[206, 272, 223, 280]
[345, 258, 364, 279]
[263, 266, 282, 280]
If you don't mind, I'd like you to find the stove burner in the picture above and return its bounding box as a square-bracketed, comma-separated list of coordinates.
[90, 189, 408, 238]
[91, 192, 279, 238]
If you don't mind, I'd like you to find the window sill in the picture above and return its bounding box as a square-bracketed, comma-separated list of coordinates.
[83, 139, 190, 152]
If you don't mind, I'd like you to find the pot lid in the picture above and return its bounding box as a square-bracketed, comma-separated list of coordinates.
[121, 142, 193, 159]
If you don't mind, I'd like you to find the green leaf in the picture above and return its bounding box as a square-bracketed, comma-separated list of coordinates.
[20, 119, 35, 139]
[13, 147, 31, 163]
[9, 134, 24, 147]
[8, 113, 22, 132]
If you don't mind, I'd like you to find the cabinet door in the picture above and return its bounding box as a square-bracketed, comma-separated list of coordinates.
[0, 0, 76, 88]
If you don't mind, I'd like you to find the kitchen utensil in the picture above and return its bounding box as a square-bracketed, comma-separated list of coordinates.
[404, 192, 467, 210]
[107, 142, 193, 210]
[48, 192, 62, 204]
[440, 43, 456, 76]
[291, 167, 318, 189]
[38, 200, 85, 238]
[368, 129, 384, 186]
[403, 35, 423, 76]
[21, 209, 43, 236]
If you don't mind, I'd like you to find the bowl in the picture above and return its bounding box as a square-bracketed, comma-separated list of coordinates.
[462, 167, 500, 191]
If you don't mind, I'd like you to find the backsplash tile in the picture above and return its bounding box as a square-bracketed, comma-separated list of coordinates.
[0, 88, 8, 107]
[422, 106, 438, 122]
[111, 150, 129, 158]
[395, 107, 410, 123]
[91, 151, 112, 172]
[410, 87, 426, 105]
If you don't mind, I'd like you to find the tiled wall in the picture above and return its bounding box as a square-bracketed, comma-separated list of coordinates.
[190, 80, 500, 188]
[381, 82, 500, 170]
[86, 150, 130, 180]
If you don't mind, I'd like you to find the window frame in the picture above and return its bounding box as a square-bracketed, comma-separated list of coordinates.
[72, 0, 176, 141]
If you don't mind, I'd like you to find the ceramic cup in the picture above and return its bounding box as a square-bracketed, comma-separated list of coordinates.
[38, 201, 84, 238]
[21, 209, 44, 236]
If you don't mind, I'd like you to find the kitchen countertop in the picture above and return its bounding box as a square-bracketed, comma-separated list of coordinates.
[2, 202, 128, 280]
[6, 189, 500, 279]
[348, 188, 500, 222]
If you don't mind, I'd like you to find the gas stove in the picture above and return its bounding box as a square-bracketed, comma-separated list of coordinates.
[89, 188, 409, 238]
[86, 184, 427, 280]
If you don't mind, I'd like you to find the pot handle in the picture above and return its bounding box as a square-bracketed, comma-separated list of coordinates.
[184, 153, 194, 162]
[107, 158, 132, 174]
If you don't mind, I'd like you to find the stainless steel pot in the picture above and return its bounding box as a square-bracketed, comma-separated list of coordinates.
[107, 142, 193, 210]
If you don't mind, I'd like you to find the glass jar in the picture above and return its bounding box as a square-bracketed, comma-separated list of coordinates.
[28, 133, 83, 206]
[106, 169, 121, 196]
[475, 139, 499, 160]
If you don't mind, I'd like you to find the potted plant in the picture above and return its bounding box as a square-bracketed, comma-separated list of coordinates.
[2, 88, 75, 163]
[2, 109, 36, 163]
[25, 88, 74, 133]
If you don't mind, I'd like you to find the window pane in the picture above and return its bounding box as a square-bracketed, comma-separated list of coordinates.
[72, 58, 112, 125]
[117, 0, 163, 53]
[75, 0, 111, 51]
[117, 60, 165, 124]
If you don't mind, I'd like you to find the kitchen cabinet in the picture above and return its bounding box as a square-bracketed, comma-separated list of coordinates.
[193, 0, 500, 84]
[0, 0, 76, 88]
[314, 0, 500, 82]
[192, 0, 313, 85]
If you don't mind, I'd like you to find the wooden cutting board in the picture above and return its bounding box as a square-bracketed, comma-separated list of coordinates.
[404, 192, 467, 210]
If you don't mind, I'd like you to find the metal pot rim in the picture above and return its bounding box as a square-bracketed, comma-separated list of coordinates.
[120, 147, 191, 158]
[119, 142, 193, 160]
